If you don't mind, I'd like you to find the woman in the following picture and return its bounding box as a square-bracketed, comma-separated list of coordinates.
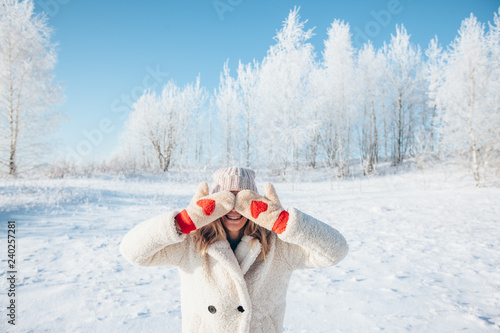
[119, 167, 348, 332]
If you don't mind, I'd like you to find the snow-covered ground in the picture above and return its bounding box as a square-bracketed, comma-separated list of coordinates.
[1, 167, 499, 332]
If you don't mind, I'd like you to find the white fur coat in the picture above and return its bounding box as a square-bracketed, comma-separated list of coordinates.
[119, 208, 348, 332]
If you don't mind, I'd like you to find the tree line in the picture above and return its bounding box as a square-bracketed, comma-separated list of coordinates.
[115, 7, 500, 185]
[1, 1, 498, 186]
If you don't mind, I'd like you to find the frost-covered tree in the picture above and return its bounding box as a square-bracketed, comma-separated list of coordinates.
[181, 75, 208, 168]
[236, 60, 260, 167]
[486, 9, 500, 175]
[318, 20, 356, 177]
[424, 37, 444, 154]
[0, 0, 62, 175]
[435, 12, 500, 185]
[129, 86, 178, 171]
[214, 60, 242, 166]
[356, 41, 384, 174]
[382, 25, 424, 165]
[257, 7, 315, 173]
[304, 66, 325, 168]
[118, 78, 205, 172]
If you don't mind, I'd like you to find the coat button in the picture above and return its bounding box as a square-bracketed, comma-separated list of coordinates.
[208, 305, 216, 314]
[237, 306, 245, 313]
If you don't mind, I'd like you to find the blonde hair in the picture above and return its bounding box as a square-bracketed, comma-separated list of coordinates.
[193, 219, 271, 260]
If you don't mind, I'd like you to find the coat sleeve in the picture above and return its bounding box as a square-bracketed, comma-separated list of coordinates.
[276, 208, 349, 270]
[119, 211, 189, 267]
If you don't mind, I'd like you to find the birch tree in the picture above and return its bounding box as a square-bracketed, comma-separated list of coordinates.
[120, 79, 205, 172]
[214, 60, 241, 166]
[486, 9, 500, 175]
[0, 0, 62, 175]
[257, 7, 315, 174]
[320, 19, 356, 177]
[424, 37, 444, 154]
[305, 66, 326, 168]
[356, 42, 384, 174]
[127, 88, 173, 171]
[236, 60, 259, 167]
[181, 75, 208, 168]
[435, 13, 500, 185]
[383, 25, 423, 166]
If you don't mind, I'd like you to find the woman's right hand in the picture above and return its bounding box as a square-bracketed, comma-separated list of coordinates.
[175, 182, 235, 234]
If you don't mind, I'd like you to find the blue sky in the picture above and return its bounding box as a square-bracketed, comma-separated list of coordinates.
[33, 0, 500, 162]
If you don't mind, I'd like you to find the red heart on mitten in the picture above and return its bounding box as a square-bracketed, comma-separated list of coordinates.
[251, 201, 268, 219]
[272, 210, 289, 234]
[196, 199, 216, 216]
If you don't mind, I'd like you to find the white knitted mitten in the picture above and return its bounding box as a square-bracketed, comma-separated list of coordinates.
[235, 183, 289, 234]
[176, 182, 235, 234]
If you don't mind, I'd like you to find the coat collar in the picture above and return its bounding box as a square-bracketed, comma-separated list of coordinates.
[207, 239, 241, 275]
[206, 235, 261, 276]
[234, 235, 261, 275]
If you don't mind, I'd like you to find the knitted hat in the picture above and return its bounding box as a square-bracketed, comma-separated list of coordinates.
[211, 167, 258, 194]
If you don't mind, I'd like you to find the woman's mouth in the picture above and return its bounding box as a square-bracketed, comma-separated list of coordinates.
[225, 215, 243, 220]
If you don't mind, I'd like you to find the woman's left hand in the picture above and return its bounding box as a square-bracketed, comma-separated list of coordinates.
[235, 183, 289, 234]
